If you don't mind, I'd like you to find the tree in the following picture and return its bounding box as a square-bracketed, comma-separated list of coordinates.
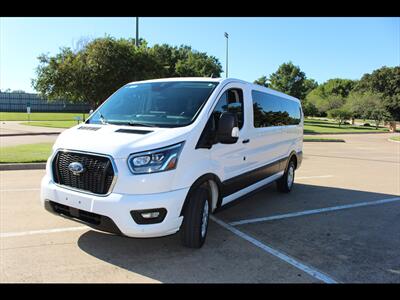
[253, 76, 269, 87]
[353, 66, 400, 121]
[300, 78, 319, 117]
[347, 91, 390, 128]
[151, 44, 222, 78]
[327, 108, 352, 126]
[369, 107, 390, 129]
[32, 38, 159, 108]
[303, 78, 318, 95]
[306, 78, 356, 115]
[32, 37, 223, 109]
[302, 101, 319, 117]
[174, 50, 222, 77]
[268, 62, 308, 100]
[317, 94, 347, 113]
[346, 92, 368, 119]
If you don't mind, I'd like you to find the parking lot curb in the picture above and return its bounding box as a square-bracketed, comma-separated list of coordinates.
[304, 139, 345, 143]
[0, 132, 61, 137]
[0, 163, 46, 171]
[388, 138, 400, 143]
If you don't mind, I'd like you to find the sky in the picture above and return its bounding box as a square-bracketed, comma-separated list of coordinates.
[1, 17, 399, 93]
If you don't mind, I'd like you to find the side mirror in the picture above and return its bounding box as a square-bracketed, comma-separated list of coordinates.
[216, 112, 239, 144]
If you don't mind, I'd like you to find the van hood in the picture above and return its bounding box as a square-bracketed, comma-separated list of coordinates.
[53, 124, 192, 159]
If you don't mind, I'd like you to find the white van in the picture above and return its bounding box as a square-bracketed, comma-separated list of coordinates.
[41, 77, 303, 248]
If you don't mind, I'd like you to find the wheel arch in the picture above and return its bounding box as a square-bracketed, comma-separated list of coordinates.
[179, 173, 223, 216]
[284, 150, 299, 171]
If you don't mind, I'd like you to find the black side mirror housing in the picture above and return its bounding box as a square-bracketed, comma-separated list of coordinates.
[216, 112, 239, 144]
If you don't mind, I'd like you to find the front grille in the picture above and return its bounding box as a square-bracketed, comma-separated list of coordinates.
[52, 151, 115, 195]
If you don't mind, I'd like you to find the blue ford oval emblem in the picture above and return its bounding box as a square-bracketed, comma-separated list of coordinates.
[68, 162, 85, 175]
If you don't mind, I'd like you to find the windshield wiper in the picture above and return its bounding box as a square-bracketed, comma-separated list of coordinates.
[127, 121, 156, 128]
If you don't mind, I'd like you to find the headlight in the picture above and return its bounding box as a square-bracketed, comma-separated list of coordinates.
[127, 142, 185, 174]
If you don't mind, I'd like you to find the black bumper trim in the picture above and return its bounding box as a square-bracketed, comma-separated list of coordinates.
[44, 200, 122, 235]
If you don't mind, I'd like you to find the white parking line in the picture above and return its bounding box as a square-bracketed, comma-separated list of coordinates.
[0, 226, 88, 238]
[0, 188, 40, 192]
[229, 197, 400, 226]
[211, 215, 338, 283]
[296, 175, 333, 180]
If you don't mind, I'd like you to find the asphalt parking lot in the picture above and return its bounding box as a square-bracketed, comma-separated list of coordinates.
[1, 133, 399, 283]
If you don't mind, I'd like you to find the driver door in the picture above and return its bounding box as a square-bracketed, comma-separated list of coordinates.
[210, 83, 253, 188]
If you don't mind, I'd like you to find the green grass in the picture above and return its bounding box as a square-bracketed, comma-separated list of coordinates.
[389, 136, 400, 142]
[303, 137, 345, 142]
[304, 118, 388, 134]
[0, 112, 88, 121]
[20, 121, 79, 128]
[0, 143, 53, 163]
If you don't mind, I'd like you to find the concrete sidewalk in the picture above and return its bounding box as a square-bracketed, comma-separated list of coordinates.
[1, 121, 63, 147]
[0, 121, 65, 136]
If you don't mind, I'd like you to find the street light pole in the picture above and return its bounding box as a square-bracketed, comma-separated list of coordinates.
[224, 32, 229, 78]
[136, 17, 139, 47]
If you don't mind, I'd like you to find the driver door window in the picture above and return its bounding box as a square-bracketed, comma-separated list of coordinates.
[213, 88, 244, 129]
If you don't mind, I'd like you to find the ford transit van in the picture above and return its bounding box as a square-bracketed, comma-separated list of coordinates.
[41, 77, 303, 248]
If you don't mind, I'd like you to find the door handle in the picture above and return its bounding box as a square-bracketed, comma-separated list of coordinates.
[242, 139, 250, 144]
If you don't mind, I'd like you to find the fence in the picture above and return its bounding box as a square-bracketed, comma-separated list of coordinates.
[0, 92, 91, 113]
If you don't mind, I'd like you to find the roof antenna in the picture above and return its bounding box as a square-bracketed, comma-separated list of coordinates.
[210, 73, 214, 78]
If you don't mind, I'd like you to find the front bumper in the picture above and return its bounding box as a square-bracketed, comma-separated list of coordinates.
[40, 174, 188, 238]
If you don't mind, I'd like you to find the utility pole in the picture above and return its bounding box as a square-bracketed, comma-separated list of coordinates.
[136, 17, 139, 47]
[224, 32, 229, 78]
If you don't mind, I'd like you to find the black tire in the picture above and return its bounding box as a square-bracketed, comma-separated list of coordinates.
[180, 186, 211, 248]
[276, 159, 296, 193]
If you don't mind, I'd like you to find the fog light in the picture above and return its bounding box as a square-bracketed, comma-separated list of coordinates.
[130, 208, 167, 224]
[141, 211, 160, 219]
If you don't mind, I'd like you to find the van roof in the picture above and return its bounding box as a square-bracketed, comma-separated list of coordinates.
[127, 77, 222, 84]
[125, 77, 299, 102]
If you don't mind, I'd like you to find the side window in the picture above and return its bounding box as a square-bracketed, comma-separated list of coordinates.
[252, 90, 279, 127]
[252, 90, 301, 127]
[213, 88, 244, 129]
[286, 100, 301, 125]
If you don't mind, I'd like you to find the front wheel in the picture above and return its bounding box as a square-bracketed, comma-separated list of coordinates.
[276, 159, 296, 193]
[180, 186, 210, 248]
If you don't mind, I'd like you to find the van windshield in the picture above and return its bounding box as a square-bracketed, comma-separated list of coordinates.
[87, 81, 219, 128]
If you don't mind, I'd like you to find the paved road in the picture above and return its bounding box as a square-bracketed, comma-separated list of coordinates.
[0, 134, 399, 283]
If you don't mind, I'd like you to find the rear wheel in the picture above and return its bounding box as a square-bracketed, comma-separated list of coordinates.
[277, 159, 296, 193]
[180, 186, 210, 248]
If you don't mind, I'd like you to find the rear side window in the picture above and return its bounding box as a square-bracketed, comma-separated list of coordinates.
[252, 90, 301, 128]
